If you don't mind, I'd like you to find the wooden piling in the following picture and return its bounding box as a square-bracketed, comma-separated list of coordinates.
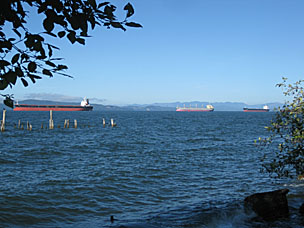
[110, 118, 116, 127]
[67, 119, 69, 128]
[29, 124, 32, 131]
[103, 118, 106, 127]
[1, 109, 6, 132]
[49, 110, 54, 129]
[18, 120, 21, 129]
[27, 121, 29, 130]
[74, 119, 77, 128]
[41, 123, 44, 129]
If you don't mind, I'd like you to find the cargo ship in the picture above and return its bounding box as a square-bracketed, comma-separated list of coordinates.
[243, 105, 269, 112]
[13, 98, 93, 111]
[176, 104, 214, 112]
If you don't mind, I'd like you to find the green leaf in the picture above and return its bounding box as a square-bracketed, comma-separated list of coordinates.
[58, 31, 66, 38]
[124, 3, 134, 18]
[125, 22, 142, 28]
[28, 62, 37, 72]
[21, 78, 28, 87]
[42, 69, 53, 76]
[11, 54, 20, 64]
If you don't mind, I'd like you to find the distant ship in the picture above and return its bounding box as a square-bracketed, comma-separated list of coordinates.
[176, 104, 214, 112]
[13, 98, 93, 111]
[243, 105, 269, 112]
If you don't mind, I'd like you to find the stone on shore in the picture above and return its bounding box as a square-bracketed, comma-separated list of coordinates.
[244, 189, 289, 221]
[299, 202, 304, 215]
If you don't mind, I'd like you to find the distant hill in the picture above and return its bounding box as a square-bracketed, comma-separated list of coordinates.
[0, 99, 283, 111]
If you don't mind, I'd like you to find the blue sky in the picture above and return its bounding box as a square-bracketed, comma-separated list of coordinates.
[4, 0, 304, 105]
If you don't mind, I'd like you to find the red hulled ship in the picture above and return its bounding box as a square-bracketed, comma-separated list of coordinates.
[13, 98, 93, 111]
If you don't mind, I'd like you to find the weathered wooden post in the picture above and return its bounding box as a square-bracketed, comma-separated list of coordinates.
[64, 119, 67, 128]
[18, 120, 21, 129]
[110, 118, 116, 127]
[1, 109, 6, 132]
[29, 124, 32, 131]
[41, 123, 44, 129]
[103, 118, 106, 127]
[67, 119, 69, 128]
[27, 121, 29, 130]
[49, 110, 54, 129]
[74, 119, 77, 128]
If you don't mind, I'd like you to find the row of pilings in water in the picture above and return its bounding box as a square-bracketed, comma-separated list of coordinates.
[0, 110, 117, 132]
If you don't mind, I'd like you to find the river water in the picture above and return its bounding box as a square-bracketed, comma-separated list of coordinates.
[1, 111, 304, 227]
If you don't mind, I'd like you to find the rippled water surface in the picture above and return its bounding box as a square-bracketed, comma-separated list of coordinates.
[1, 111, 304, 227]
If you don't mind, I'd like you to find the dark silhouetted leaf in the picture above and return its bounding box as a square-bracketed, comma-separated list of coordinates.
[43, 18, 54, 32]
[48, 44, 53, 57]
[50, 58, 64, 61]
[3, 97, 14, 108]
[0, 60, 10, 69]
[77, 38, 85, 45]
[88, 0, 97, 9]
[42, 69, 53, 76]
[15, 66, 23, 76]
[58, 31, 66, 38]
[37, 55, 47, 60]
[21, 53, 29, 62]
[46, 61, 56, 67]
[0, 80, 8, 90]
[98, 2, 110, 8]
[5, 71, 17, 85]
[21, 78, 28, 87]
[57, 64, 68, 70]
[11, 54, 20, 64]
[28, 62, 37, 72]
[125, 22, 142, 28]
[29, 74, 42, 79]
[124, 3, 134, 18]
[111, 22, 126, 31]
[67, 31, 76, 44]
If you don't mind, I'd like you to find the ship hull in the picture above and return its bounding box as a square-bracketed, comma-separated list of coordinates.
[14, 105, 93, 111]
[243, 108, 269, 112]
